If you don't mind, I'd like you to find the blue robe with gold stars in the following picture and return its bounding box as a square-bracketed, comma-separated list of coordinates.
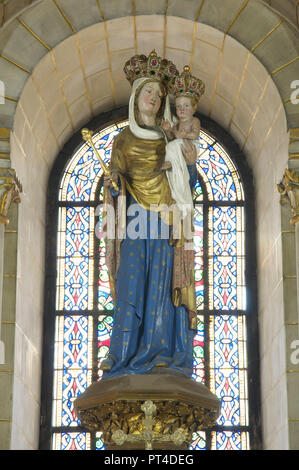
[102, 164, 198, 379]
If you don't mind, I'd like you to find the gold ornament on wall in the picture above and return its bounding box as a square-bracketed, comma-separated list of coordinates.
[277, 168, 299, 226]
[0, 168, 22, 225]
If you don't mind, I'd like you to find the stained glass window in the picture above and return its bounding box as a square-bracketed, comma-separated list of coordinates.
[42, 117, 258, 451]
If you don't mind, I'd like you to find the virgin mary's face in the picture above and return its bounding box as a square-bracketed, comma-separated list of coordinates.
[137, 81, 164, 118]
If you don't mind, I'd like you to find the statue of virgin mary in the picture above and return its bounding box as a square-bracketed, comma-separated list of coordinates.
[101, 51, 199, 379]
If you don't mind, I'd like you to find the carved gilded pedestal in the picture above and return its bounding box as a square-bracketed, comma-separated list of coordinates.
[74, 370, 220, 450]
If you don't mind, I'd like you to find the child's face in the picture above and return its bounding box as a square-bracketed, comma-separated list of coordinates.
[176, 96, 194, 120]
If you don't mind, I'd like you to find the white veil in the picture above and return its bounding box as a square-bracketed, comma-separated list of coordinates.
[129, 77, 172, 140]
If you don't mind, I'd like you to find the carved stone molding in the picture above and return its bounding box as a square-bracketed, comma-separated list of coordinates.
[0, 168, 22, 225]
[277, 168, 299, 226]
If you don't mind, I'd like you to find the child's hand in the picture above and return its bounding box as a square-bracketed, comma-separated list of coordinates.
[181, 140, 197, 164]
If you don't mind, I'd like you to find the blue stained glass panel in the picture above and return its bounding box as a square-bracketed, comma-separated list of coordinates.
[97, 315, 114, 379]
[192, 316, 205, 383]
[53, 316, 93, 427]
[210, 315, 248, 428]
[96, 433, 105, 450]
[57, 206, 94, 311]
[53, 119, 249, 451]
[53, 432, 91, 450]
[194, 203, 204, 310]
[189, 431, 206, 450]
[196, 131, 242, 202]
[65, 207, 90, 257]
[208, 206, 245, 310]
[212, 431, 249, 450]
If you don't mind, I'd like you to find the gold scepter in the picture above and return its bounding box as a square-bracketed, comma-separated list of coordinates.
[81, 127, 119, 192]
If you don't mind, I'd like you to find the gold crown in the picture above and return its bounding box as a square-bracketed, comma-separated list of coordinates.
[124, 50, 179, 93]
[173, 65, 205, 102]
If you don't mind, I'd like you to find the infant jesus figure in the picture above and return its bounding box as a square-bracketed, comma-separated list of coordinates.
[161, 64, 204, 167]
[159, 65, 205, 218]
[161, 94, 201, 164]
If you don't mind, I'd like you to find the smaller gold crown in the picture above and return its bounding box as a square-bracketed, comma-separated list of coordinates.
[173, 65, 205, 102]
[124, 50, 179, 92]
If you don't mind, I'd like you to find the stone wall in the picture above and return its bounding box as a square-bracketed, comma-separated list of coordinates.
[0, 202, 18, 449]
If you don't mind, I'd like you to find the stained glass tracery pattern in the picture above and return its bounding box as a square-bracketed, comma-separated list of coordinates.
[208, 206, 245, 311]
[56, 206, 95, 311]
[59, 121, 129, 203]
[51, 120, 250, 450]
[52, 315, 93, 428]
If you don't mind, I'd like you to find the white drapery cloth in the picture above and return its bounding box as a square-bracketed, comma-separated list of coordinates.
[164, 138, 194, 218]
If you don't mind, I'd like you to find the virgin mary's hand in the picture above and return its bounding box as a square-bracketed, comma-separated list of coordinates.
[181, 139, 197, 165]
[161, 118, 171, 132]
[104, 172, 119, 188]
